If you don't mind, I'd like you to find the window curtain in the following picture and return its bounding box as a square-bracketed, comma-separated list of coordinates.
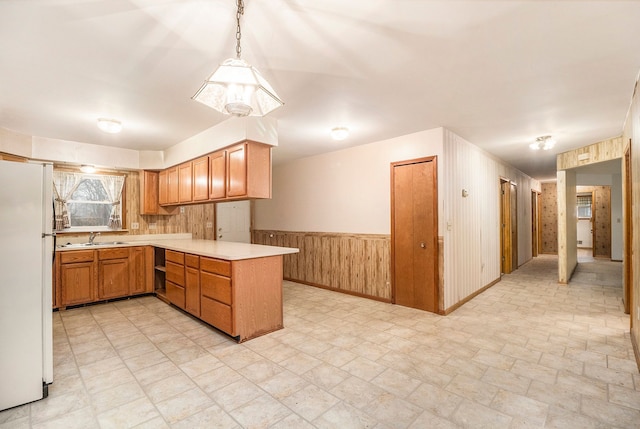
[52, 172, 82, 230]
[100, 175, 125, 229]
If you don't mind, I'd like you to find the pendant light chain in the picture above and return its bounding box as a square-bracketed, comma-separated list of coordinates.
[235, 0, 244, 59]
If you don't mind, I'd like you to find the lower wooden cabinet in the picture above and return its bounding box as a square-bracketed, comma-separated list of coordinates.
[54, 246, 153, 309]
[185, 254, 200, 317]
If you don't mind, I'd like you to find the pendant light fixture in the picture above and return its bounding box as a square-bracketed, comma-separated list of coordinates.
[192, 0, 283, 117]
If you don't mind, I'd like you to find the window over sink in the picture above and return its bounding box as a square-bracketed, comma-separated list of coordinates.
[53, 170, 126, 232]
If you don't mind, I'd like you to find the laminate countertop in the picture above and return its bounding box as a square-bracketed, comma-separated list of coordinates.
[56, 238, 299, 261]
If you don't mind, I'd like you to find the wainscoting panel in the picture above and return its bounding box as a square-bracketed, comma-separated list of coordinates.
[252, 230, 392, 301]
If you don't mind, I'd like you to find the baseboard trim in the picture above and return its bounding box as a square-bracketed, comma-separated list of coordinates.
[443, 277, 501, 315]
[283, 277, 393, 304]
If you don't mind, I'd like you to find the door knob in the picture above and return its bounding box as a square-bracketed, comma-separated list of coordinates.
[420, 242, 426, 249]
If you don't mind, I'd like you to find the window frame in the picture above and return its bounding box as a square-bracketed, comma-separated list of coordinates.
[53, 168, 127, 234]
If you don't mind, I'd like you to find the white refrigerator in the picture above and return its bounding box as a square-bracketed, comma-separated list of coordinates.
[0, 161, 54, 411]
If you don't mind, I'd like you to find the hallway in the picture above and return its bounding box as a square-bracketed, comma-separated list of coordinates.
[0, 255, 637, 428]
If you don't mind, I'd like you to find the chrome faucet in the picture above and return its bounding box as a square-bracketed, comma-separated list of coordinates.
[88, 232, 100, 244]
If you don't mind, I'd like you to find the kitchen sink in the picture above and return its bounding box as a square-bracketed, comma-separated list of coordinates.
[58, 241, 128, 248]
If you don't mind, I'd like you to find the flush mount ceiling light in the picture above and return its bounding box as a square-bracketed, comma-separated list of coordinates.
[331, 127, 349, 141]
[529, 135, 556, 151]
[192, 0, 283, 117]
[97, 118, 122, 134]
[80, 165, 96, 173]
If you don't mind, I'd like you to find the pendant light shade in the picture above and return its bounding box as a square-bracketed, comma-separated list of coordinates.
[193, 58, 283, 117]
[192, 0, 283, 117]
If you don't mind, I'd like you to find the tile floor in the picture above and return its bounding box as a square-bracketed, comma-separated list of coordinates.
[1, 255, 639, 428]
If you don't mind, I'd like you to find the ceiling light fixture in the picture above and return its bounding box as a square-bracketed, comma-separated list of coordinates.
[529, 135, 556, 151]
[80, 165, 96, 173]
[192, 0, 283, 117]
[97, 118, 122, 134]
[331, 127, 349, 141]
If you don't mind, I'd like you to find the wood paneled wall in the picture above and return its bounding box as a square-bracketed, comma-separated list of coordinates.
[540, 182, 558, 254]
[557, 136, 623, 170]
[252, 230, 391, 301]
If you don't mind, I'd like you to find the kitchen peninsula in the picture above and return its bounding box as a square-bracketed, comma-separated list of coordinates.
[55, 238, 299, 342]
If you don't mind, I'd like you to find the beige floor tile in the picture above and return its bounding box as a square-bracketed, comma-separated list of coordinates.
[313, 402, 378, 429]
[171, 404, 239, 429]
[581, 395, 640, 428]
[330, 376, 387, 409]
[31, 406, 98, 429]
[363, 392, 423, 428]
[132, 359, 183, 387]
[490, 389, 548, 426]
[90, 381, 146, 414]
[30, 389, 90, 425]
[302, 363, 350, 390]
[406, 382, 463, 418]
[257, 370, 308, 400]
[282, 384, 340, 421]
[97, 397, 160, 429]
[452, 399, 512, 428]
[209, 378, 265, 411]
[193, 365, 244, 394]
[408, 410, 458, 429]
[154, 388, 212, 424]
[232, 394, 294, 428]
[445, 374, 500, 406]
[481, 367, 531, 395]
[144, 372, 196, 404]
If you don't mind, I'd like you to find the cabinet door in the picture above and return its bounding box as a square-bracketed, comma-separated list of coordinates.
[178, 162, 193, 203]
[99, 258, 130, 299]
[61, 262, 95, 306]
[167, 167, 179, 204]
[185, 266, 200, 316]
[227, 143, 247, 197]
[209, 150, 226, 200]
[129, 246, 147, 295]
[158, 170, 168, 206]
[141, 170, 159, 214]
[192, 156, 209, 201]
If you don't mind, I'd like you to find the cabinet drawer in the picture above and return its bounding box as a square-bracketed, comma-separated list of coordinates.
[166, 261, 185, 286]
[185, 253, 199, 269]
[166, 281, 185, 309]
[200, 257, 231, 277]
[201, 296, 232, 335]
[60, 250, 94, 264]
[166, 250, 184, 264]
[98, 247, 130, 260]
[201, 272, 231, 305]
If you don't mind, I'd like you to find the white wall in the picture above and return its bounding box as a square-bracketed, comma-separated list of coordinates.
[254, 128, 445, 234]
[441, 130, 540, 308]
[255, 126, 540, 310]
[611, 173, 623, 260]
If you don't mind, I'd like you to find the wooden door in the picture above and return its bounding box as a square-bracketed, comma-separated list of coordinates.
[209, 150, 227, 200]
[500, 179, 517, 274]
[227, 143, 247, 197]
[391, 157, 439, 313]
[192, 156, 209, 201]
[510, 182, 518, 268]
[625, 143, 632, 317]
[99, 258, 130, 299]
[531, 191, 539, 257]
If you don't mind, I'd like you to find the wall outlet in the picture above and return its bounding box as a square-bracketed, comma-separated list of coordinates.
[206, 222, 213, 228]
[149, 223, 157, 230]
[131, 222, 139, 230]
[180, 206, 185, 214]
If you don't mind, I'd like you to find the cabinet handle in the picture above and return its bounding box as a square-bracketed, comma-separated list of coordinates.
[420, 242, 426, 249]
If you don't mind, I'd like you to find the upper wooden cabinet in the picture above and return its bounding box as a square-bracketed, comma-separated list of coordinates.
[153, 140, 271, 207]
[193, 156, 209, 201]
[227, 141, 271, 200]
[141, 170, 177, 215]
[167, 166, 179, 205]
[178, 162, 193, 203]
[209, 150, 226, 200]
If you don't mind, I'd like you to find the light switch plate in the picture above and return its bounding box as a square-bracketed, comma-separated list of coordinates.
[206, 222, 213, 228]
[131, 222, 139, 230]
[149, 223, 157, 230]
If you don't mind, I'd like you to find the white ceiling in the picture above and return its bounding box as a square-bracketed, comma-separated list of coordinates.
[2, 1, 640, 181]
